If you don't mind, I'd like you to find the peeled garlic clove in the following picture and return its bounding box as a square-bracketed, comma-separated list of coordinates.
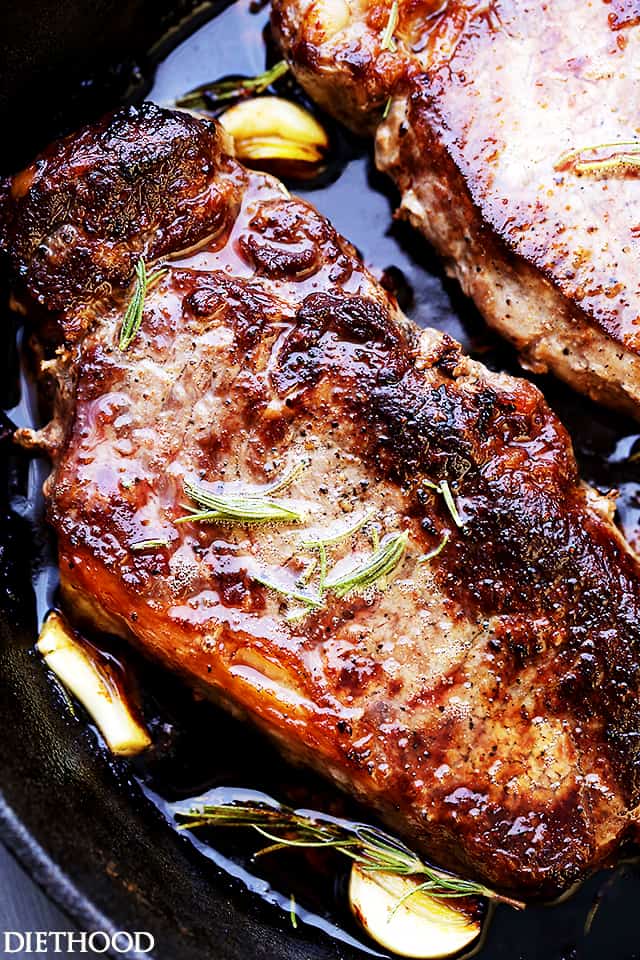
[37, 611, 151, 757]
[349, 865, 482, 959]
[220, 97, 329, 176]
[237, 137, 324, 163]
[221, 96, 328, 148]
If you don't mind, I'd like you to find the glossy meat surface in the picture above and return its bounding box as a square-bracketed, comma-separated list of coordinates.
[3, 104, 640, 896]
[273, 0, 640, 415]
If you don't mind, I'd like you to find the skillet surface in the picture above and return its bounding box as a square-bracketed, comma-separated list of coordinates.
[2, 2, 640, 958]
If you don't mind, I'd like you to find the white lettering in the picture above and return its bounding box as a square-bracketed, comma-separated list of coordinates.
[134, 932, 156, 953]
[49, 931, 65, 952]
[4, 932, 25, 953]
[112, 932, 134, 953]
[1, 928, 156, 953]
[34, 932, 48, 952]
[88, 931, 110, 953]
[66, 931, 89, 952]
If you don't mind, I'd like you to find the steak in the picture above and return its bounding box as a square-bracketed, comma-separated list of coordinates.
[3, 103, 640, 897]
[272, 0, 640, 417]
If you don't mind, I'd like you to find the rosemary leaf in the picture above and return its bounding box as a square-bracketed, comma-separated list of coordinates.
[324, 530, 409, 598]
[301, 508, 376, 549]
[289, 894, 298, 929]
[439, 480, 463, 528]
[177, 478, 306, 526]
[423, 478, 464, 529]
[381, 0, 399, 51]
[417, 532, 449, 564]
[382, 96, 392, 119]
[119, 258, 168, 351]
[370, 524, 380, 551]
[261, 459, 308, 495]
[285, 606, 316, 624]
[555, 140, 640, 177]
[173, 797, 525, 909]
[296, 557, 318, 587]
[177, 60, 290, 110]
[253, 573, 324, 609]
[130, 538, 171, 552]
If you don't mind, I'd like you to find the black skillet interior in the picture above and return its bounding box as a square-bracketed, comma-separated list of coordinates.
[2, 2, 640, 958]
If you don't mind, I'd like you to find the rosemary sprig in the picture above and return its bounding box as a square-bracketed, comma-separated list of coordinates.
[177, 476, 306, 526]
[261, 517, 407, 617]
[261, 459, 308, 495]
[173, 797, 525, 910]
[300, 508, 376, 550]
[440, 480, 463, 528]
[417, 532, 449, 564]
[130, 538, 171, 552]
[423, 478, 464, 529]
[323, 530, 409, 598]
[252, 572, 323, 610]
[119, 258, 167, 351]
[296, 556, 318, 587]
[555, 141, 640, 177]
[381, 0, 399, 51]
[176, 60, 290, 111]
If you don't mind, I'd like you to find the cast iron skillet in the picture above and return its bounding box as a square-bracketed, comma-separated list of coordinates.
[2, 2, 640, 958]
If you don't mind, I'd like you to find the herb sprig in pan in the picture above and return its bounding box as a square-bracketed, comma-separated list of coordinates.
[178, 481, 307, 526]
[256, 519, 409, 617]
[176, 60, 290, 111]
[300, 508, 376, 551]
[381, 0, 400, 51]
[301, 508, 376, 592]
[130, 538, 171, 552]
[177, 462, 308, 527]
[423, 478, 464, 528]
[418, 532, 449, 565]
[174, 797, 525, 910]
[252, 572, 324, 612]
[119, 258, 168, 351]
[176, 459, 453, 618]
[555, 141, 640, 178]
[323, 530, 409, 598]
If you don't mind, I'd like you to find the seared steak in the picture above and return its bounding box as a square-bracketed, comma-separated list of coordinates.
[272, 0, 640, 416]
[3, 103, 640, 897]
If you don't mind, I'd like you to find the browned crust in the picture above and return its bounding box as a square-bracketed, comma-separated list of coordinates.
[0, 104, 242, 332]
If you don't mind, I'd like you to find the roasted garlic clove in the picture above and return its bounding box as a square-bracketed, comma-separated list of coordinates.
[349, 865, 482, 959]
[37, 611, 151, 757]
[220, 97, 329, 178]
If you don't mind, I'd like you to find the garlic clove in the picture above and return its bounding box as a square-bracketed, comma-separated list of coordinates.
[37, 611, 151, 757]
[220, 97, 329, 177]
[235, 137, 325, 164]
[221, 96, 328, 147]
[349, 864, 482, 959]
